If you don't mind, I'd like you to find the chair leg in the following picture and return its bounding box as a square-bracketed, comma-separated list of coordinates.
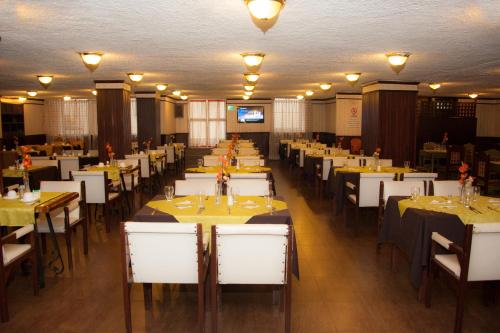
[454, 281, 467, 333]
[82, 220, 89, 255]
[285, 282, 291, 333]
[41, 233, 47, 254]
[198, 281, 205, 333]
[0, 282, 9, 322]
[211, 272, 218, 333]
[425, 263, 434, 308]
[143, 283, 152, 311]
[123, 283, 132, 333]
[65, 230, 73, 271]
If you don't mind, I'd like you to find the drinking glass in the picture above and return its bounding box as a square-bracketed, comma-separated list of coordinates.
[266, 189, 274, 209]
[473, 186, 480, 201]
[464, 191, 472, 208]
[198, 191, 205, 208]
[410, 186, 420, 201]
[197, 158, 203, 168]
[164, 185, 174, 201]
[360, 149, 365, 157]
[404, 161, 410, 169]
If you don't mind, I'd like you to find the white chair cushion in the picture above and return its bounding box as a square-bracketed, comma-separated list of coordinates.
[347, 194, 357, 204]
[37, 215, 81, 233]
[3, 244, 31, 266]
[109, 192, 120, 201]
[435, 254, 460, 277]
[345, 181, 356, 190]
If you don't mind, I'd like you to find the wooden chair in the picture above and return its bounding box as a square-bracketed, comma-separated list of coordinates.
[0, 225, 38, 322]
[117, 159, 142, 214]
[37, 181, 88, 271]
[227, 179, 270, 196]
[56, 156, 80, 180]
[445, 145, 464, 179]
[71, 170, 122, 232]
[174, 179, 217, 196]
[121, 222, 208, 333]
[473, 152, 499, 195]
[425, 224, 500, 333]
[210, 224, 292, 333]
[350, 138, 362, 155]
[401, 172, 438, 195]
[31, 159, 61, 179]
[125, 154, 157, 195]
[431, 180, 462, 196]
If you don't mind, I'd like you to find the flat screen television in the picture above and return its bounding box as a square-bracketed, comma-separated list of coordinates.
[237, 106, 264, 123]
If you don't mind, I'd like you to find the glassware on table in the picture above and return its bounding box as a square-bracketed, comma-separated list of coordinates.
[197, 158, 203, 168]
[464, 191, 472, 208]
[198, 191, 205, 208]
[360, 149, 365, 157]
[18, 185, 25, 199]
[447, 194, 453, 204]
[410, 186, 420, 201]
[265, 188, 274, 209]
[404, 161, 410, 169]
[164, 185, 174, 201]
[473, 186, 480, 201]
[215, 183, 222, 205]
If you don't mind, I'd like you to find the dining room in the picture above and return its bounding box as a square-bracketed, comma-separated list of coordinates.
[1, 1, 500, 332]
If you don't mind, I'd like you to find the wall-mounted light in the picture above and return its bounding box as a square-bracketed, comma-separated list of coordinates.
[244, 73, 260, 83]
[241, 52, 265, 71]
[37, 75, 54, 89]
[386, 52, 411, 74]
[172, 90, 182, 97]
[27, 91, 38, 97]
[92, 90, 98, 96]
[79, 52, 103, 71]
[156, 84, 168, 91]
[319, 83, 332, 91]
[127, 73, 143, 83]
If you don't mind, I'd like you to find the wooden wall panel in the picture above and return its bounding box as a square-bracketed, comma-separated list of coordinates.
[361, 91, 380, 155]
[136, 97, 161, 149]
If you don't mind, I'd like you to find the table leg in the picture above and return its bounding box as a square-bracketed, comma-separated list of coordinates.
[34, 215, 45, 288]
[45, 212, 65, 275]
[431, 155, 435, 172]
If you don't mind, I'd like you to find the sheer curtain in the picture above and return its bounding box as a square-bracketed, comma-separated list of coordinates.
[130, 98, 138, 140]
[269, 98, 310, 159]
[189, 100, 226, 147]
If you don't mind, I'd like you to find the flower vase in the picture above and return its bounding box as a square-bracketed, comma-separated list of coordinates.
[215, 182, 223, 205]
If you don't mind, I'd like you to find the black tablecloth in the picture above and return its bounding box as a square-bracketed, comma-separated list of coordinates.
[79, 156, 100, 168]
[279, 143, 287, 160]
[133, 195, 299, 278]
[288, 148, 299, 166]
[3, 166, 58, 190]
[303, 156, 322, 181]
[329, 170, 359, 215]
[378, 196, 465, 288]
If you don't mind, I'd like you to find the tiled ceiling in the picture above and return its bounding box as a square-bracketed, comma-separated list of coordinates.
[0, 0, 499, 100]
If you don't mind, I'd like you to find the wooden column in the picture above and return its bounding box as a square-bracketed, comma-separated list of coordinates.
[361, 81, 419, 166]
[136, 92, 161, 150]
[95, 80, 132, 160]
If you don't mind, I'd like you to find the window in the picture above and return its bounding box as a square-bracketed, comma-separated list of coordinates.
[45, 99, 96, 140]
[188, 100, 226, 147]
[130, 98, 138, 137]
[273, 98, 306, 133]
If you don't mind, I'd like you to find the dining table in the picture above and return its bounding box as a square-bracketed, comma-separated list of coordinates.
[2, 165, 59, 190]
[132, 194, 299, 278]
[0, 191, 79, 287]
[379, 195, 500, 291]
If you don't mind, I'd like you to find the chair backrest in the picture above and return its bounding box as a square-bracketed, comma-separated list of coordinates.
[71, 150, 84, 156]
[87, 149, 98, 157]
[432, 180, 462, 196]
[238, 148, 259, 156]
[468, 223, 500, 281]
[358, 173, 396, 207]
[31, 159, 60, 170]
[345, 159, 359, 167]
[350, 138, 362, 154]
[447, 145, 464, 167]
[463, 143, 475, 164]
[185, 173, 217, 179]
[175, 179, 216, 196]
[156, 145, 166, 152]
[229, 173, 267, 179]
[330, 157, 347, 167]
[203, 155, 220, 167]
[240, 159, 263, 166]
[123, 222, 201, 283]
[40, 180, 83, 218]
[227, 179, 269, 196]
[379, 159, 393, 167]
[30, 156, 51, 160]
[356, 157, 374, 166]
[381, 180, 425, 205]
[71, 171, 107, 204]
[214, 224, 290, 285]
[125, 155, 150, 177]
[56, 156, 80, 180]
[402, 173, 438, 194]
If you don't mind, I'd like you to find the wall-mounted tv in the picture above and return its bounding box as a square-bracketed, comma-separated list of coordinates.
[237, 106, 265, 124]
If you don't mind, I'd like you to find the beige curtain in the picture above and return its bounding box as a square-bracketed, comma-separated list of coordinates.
[189, 100, 226, 147]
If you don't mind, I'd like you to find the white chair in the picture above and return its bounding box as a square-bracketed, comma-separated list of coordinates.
[378, 159, 393, 167]
[203, 155, 220, 167]
[210, 224, 292, 333]
[345, 159, 359, 167]
[116, 159, 142, 213]
[87, 149, 98, 157]
[38, 181, 87, 270]
[185, 173, 217, 179]
[56, 156, 80, 180]
[175, 179, 217, 196]
[0, 224, 38, 322]
[71, 170, 122, 232]
[71, 150, 84, 156]
[31, 159, 60, 178]
[238, 148, 259, 156]
[121, 222, 208, 333]
[227, 179, 269, 196]
[426, 224, 500, 332]
[431, 180, 462, 196]
[125, 154, 156, 194]
[229, 173, 267, 179]
[381, 180, 426, 207]
[30, 156, 51, 160]
[238, 159, 263, 166]
[401, 172, 438, 195]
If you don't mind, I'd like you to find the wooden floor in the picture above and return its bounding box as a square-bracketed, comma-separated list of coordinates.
[2, 161, 499, 332]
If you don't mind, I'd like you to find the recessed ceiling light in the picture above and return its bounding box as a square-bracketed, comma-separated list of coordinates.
[156, 84, 168, 91]
[245, 0, 285, 20]
[345, 73, 361, 84]
[296, 95, 304, 100]
[244, 73, 260, 83]
[18, 97, 27, 103]
[305, 90, 314, 96]
[243, 95, 250, 100]
[37, 75, 54, 89]
[92, 90, 97, 96]
[468, 93, 478, 99]
[319, 83, 332, 91]
[173, 90, 182, 96]
[386, 52, 411, 73]
[27, 91, 37, 97]
[428, 83, 441, 91]
[241, 52, 265, 71]
[181, 95, 188, 100]
[63, 96, 71, 101]
[127, 73, 143, 82]
[79, 52, 103, 71]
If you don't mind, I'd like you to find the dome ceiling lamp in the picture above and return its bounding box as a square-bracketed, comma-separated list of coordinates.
[244, 84, 256, 91]
[241, 52, 265, 71]
[244, 0, 285, 33]
[156, 84, 168, 92]
[243, 95, 250, 100]
[79, 52, 103, 72]
[386, 52, 411, 74]
[468, 93, 478, 99]
[296, 95, 304, 100]
[181, 95, 188, 101]
[172, 90, 182, 97]
[319, 83, 332, 91]
[244, 73, 260, 83]
[305, 90, 314, 97]
[27, 91, 38, 97]
[63, 96, 71, 101]
[18, 97, 27, 103]
[92, 90, 98, 96]
[127, 73, 144, 83]
[37, 75, 54, 89]
[345, 73, 361, 85]
[428, 83, 441, 92]
[244, 91, 254, 96]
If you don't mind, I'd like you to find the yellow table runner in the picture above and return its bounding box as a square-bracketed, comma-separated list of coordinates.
[86, 166, 121, 181]
[334, 166, 413, 176]
[398, 196, 500, 225]
[2, 165, 49, 178]
[186, 166, 271, 174]
[147, 195, 287, 231]
[0, 192, 66, 227]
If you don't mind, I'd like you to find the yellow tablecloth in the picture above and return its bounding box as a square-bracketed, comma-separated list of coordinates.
[85, 166, 121, 181]
[0, 192, 66, 227]
[147, 195, 287, 231]
[334, 166, 413, 176]
[186, 166, 271, 174]
[398, 196, 500, 225]
[2, 165, 49, 178]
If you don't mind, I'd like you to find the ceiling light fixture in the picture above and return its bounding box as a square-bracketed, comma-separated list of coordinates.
[244, 73, 260, 83]
[244, 84, 256, 91]
[18, 97, 27, 103]
[37, 75, 54, 89]
[345, 73, 361, 84]
[156, 84, 168, 91]
[181, 95, 188, 101]
[172, 90, 182, 97]
[468, 93, 478, 99]
[241, 52, 265, 71]
[386, 52, 411, 74]
[296, 95, 304, 100]
[244, 91, 254, 96]
[79, 52, 103, 71]
[305, 90, 314, 97]
[63, 96, 71, 101]
[127, 73, 143, 83]
[243, 95, 250, 100]
[319, 83, 332, 91]
[27, 91, 38, 97]
[428, 83, 441, 92]
[92, 90, 97, 96]
[245, 0, 285, 20]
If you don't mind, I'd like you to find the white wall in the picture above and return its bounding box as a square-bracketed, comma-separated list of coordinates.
[335, 94, 362, 136]
[175, 102, 189, 133]
[24, 100, 45, 135]
[476, 99, 500, 137]
[310, 101, 327, 132]
[160, 97, 176, 134]
[325, 99, 336, 133]
[226, 99, 273, 133]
